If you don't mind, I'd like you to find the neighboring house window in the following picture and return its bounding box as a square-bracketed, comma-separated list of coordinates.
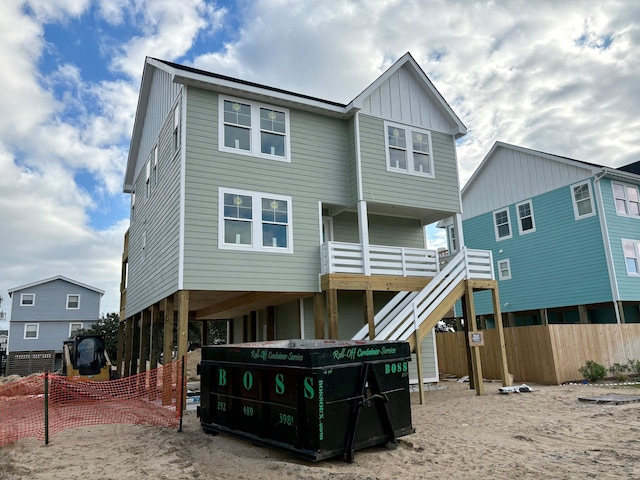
[69, 322, 83, 337]
[21, 293, 35, 306]
[173, 105, 180, 153]
[493, 208, 512, 241]
[142, 231, 147, 262]
[384, 122, 434, 177]
[448, 225, 457, 252]
[145, 160, 151, 199]
[622, 239, 640, 275]
[131, 190, 136, 222]
[219, 96, 290, 162]
[516, 200, 536, 234]
[219, 188, 293, 253]
[613, 182, 640, 217]
[24, 323, 39, 339]
[152, 145, 158, 186]
[497, 259, 512, 280]
[67, 294, 80, 309]
[571, 181, 595, 219]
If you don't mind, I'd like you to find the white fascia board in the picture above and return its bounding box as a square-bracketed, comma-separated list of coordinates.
[601, 167, 640, 183]
[8, 276, 105, 297]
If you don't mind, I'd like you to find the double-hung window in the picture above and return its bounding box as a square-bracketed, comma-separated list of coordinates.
[622, 239, 640, 275]
[67, 294, 80, 309]
[21, 293, 35, 306]
[69, 322, 83, 337]
[219, 96, 290, 162]
[613, 182, 640, 218]
[24, 323, 39, 339]
[571, 181, 595, 219]
[497, 259, 512, 280]
[516, 200, 536, 234]
[493, 208, 512, 241]
[219, 188, 293, 253]
[384, 122, 434, 177]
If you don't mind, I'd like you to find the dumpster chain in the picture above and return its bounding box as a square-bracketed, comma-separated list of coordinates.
[343, 362, 397, 463]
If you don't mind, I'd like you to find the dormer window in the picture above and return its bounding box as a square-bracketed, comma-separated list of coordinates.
[219, 96, 290, 162]
[384, 122, 434, 177]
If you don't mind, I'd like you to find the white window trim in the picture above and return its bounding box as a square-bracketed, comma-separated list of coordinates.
[24, 323, 39, 340]
[142, 231, 147, 262]
[612, 181, 640, 218]
[145, 159, 151, 199]
[383, 121, 435, 178]
[218, 187, 294, 254]
[131, 189, 136, 221]
[622, 239, 640, 276]
[69, 322, 83, 337]
[173, 104, 181, 153]
[218, 95, 291, 163]
[447, 225, 457, 253]
[66, 294, 81, 310]
[497, 259, 512, 280]
[493, 207, 513, 241]
[516, 199, 536, 235]
[152, 145, 158, 186]
[20, 293, 35, 306]
[571, 181, 596, 220]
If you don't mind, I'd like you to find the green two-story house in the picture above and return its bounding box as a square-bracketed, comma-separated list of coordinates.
[118, 53, 497, 385]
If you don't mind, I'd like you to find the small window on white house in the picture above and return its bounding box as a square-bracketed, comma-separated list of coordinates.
[67, 294, 80, 309]
[448, 225, 457, 253]
[21, 293, 35, 306]
[145, 160, 151, 199]
[497, 259, 512, 280]
[142, 231, 147, 262]
[613, 182, 640, 218]
[384, 122, 434, 177]
[69, 322, 83, 337]
[24, 323, 39, 339]
[152, 145, 158, 186]
[219, 188, 293, 253]
[493, 208, 512, 241]
[622, 239, 640, 275]
[173, 106, 180, 153]
[219, 96, 290, 162]
[516, 200, 536, 234]
[131, 190, 136, 222]
[571, 181, 595, 219]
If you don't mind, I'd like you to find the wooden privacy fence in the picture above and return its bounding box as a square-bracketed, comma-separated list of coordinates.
[436, 324, 640, 385]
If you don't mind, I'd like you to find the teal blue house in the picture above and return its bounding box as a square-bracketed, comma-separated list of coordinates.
[453, 141, 640, 326]
[118, 53, 497, 385]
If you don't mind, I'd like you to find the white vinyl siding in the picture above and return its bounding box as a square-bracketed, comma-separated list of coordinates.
[613, 182, 640, 218]
[497, 259, 512, 280]
[571, 181, 595, 219]
[20, 293, 35, 306]
[384, 121, 434, 177]
[493, 208, 512, 241]
[66, 294, 80, 309]
[218, 187, 293, 253]
[24, 323, 39, 339]
[219, 96, 290, 162]
[622, 239, 640, 275]
[516, 200, 536, 234]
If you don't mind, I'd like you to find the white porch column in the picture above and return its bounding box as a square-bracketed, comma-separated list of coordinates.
[454, 213, 465, 252]
[358, 200, 371, 275]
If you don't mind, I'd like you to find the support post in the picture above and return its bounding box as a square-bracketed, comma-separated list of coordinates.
[177, 291, 189, 363]
[314, 292, 325, 339]
[578, 305, 589, 324]
[139, 308, 151, 374]
[162, 296, 175, 406]
[150, 303, 161, 369]
[123, 317, 134, 377]
[464, 282, 484, 395]
[116, 319, 125, 377]
[414, 332, 426, 405]
[266, 306, 275, 341]
[364, 288, 375, 340]
[202, 320, 209, 346]
[491, 286, 511, 387]
[328, 289, 339, 339]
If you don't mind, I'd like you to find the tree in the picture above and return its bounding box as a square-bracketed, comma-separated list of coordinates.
[78, 312, 120, 361]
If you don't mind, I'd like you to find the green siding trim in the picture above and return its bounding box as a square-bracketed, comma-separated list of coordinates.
[182, 87, 352, 292]
[358, 114, 461, 212]
[332, 211, 424, 247]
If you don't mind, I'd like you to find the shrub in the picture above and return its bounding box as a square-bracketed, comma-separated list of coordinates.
[609, 362, 630, 382]
[627, 359, 640, 377]
[579, 360, 607, 383]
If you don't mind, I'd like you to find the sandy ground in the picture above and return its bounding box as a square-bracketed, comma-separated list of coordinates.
[2, 376, 640, 480]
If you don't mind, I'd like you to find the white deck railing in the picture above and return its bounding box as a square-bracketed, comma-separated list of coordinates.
[321, 241, 439, 277]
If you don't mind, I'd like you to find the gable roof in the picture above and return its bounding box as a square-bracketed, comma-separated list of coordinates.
[8, 276, 105, 298]
[124, 52, 466, 190]
[618, 160, 640, 176]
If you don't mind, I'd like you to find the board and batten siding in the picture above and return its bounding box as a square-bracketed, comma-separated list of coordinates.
[463, 181, 612, 315]
[125, 93, 182, 317]
[598, 177, 640, 301]
[358, 114, 460, 213]
[181, 87, 350, 292]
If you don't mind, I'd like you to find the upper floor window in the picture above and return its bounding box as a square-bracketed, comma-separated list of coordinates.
[67, 294, 80, 309]
[497, 259, 512, 280]
[24, 323, 39, 339]
[141, 231, 147, 262]
[622, 239, 640, 275]
[21, 293, 35, 306]
[516, 200, 536, 234]
[131, 190, 136, 221]
[173, 105, 181, 153]
[448, 225, 457, 252]
[152, 145, 158, 186]
[613, 182, 640, 218]
[493, 208, 512, 241]
[69, 322, 83, 337]
[384, 122, 434, 177]
[219, 96, 290, 162]
[218, 188, 293, 253]
[145, 160, 151, 199]
[571, 181, 595, 219]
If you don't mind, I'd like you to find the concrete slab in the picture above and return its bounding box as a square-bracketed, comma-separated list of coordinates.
[578, 394, 640, 405]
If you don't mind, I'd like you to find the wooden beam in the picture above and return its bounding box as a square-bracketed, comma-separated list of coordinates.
[194, 291, 303, 319]
[617, 301, 626, 324]
[150, 303, 161, 369]
[364, 289, 375, 340]
[414, 332, 426, 405]
[177, 291, 189, 362]
[540, 308, 549, 326]
[162, 296, 175, 365]
[139, 308, 151, 374]
[578, 305, 589, 324]
[467, 279, 499, 291]
[313, 293, 325, 339]
[464, 281, 484, 396]
[321, 273, 431, 292]
[327, 289, 339, 339]
[491, 287, 511, 387]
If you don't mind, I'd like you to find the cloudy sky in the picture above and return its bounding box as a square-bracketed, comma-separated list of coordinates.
[1, 0, 639, 327]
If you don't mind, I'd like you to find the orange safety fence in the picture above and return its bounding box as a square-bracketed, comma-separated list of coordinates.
[0, 358, 185, 446]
